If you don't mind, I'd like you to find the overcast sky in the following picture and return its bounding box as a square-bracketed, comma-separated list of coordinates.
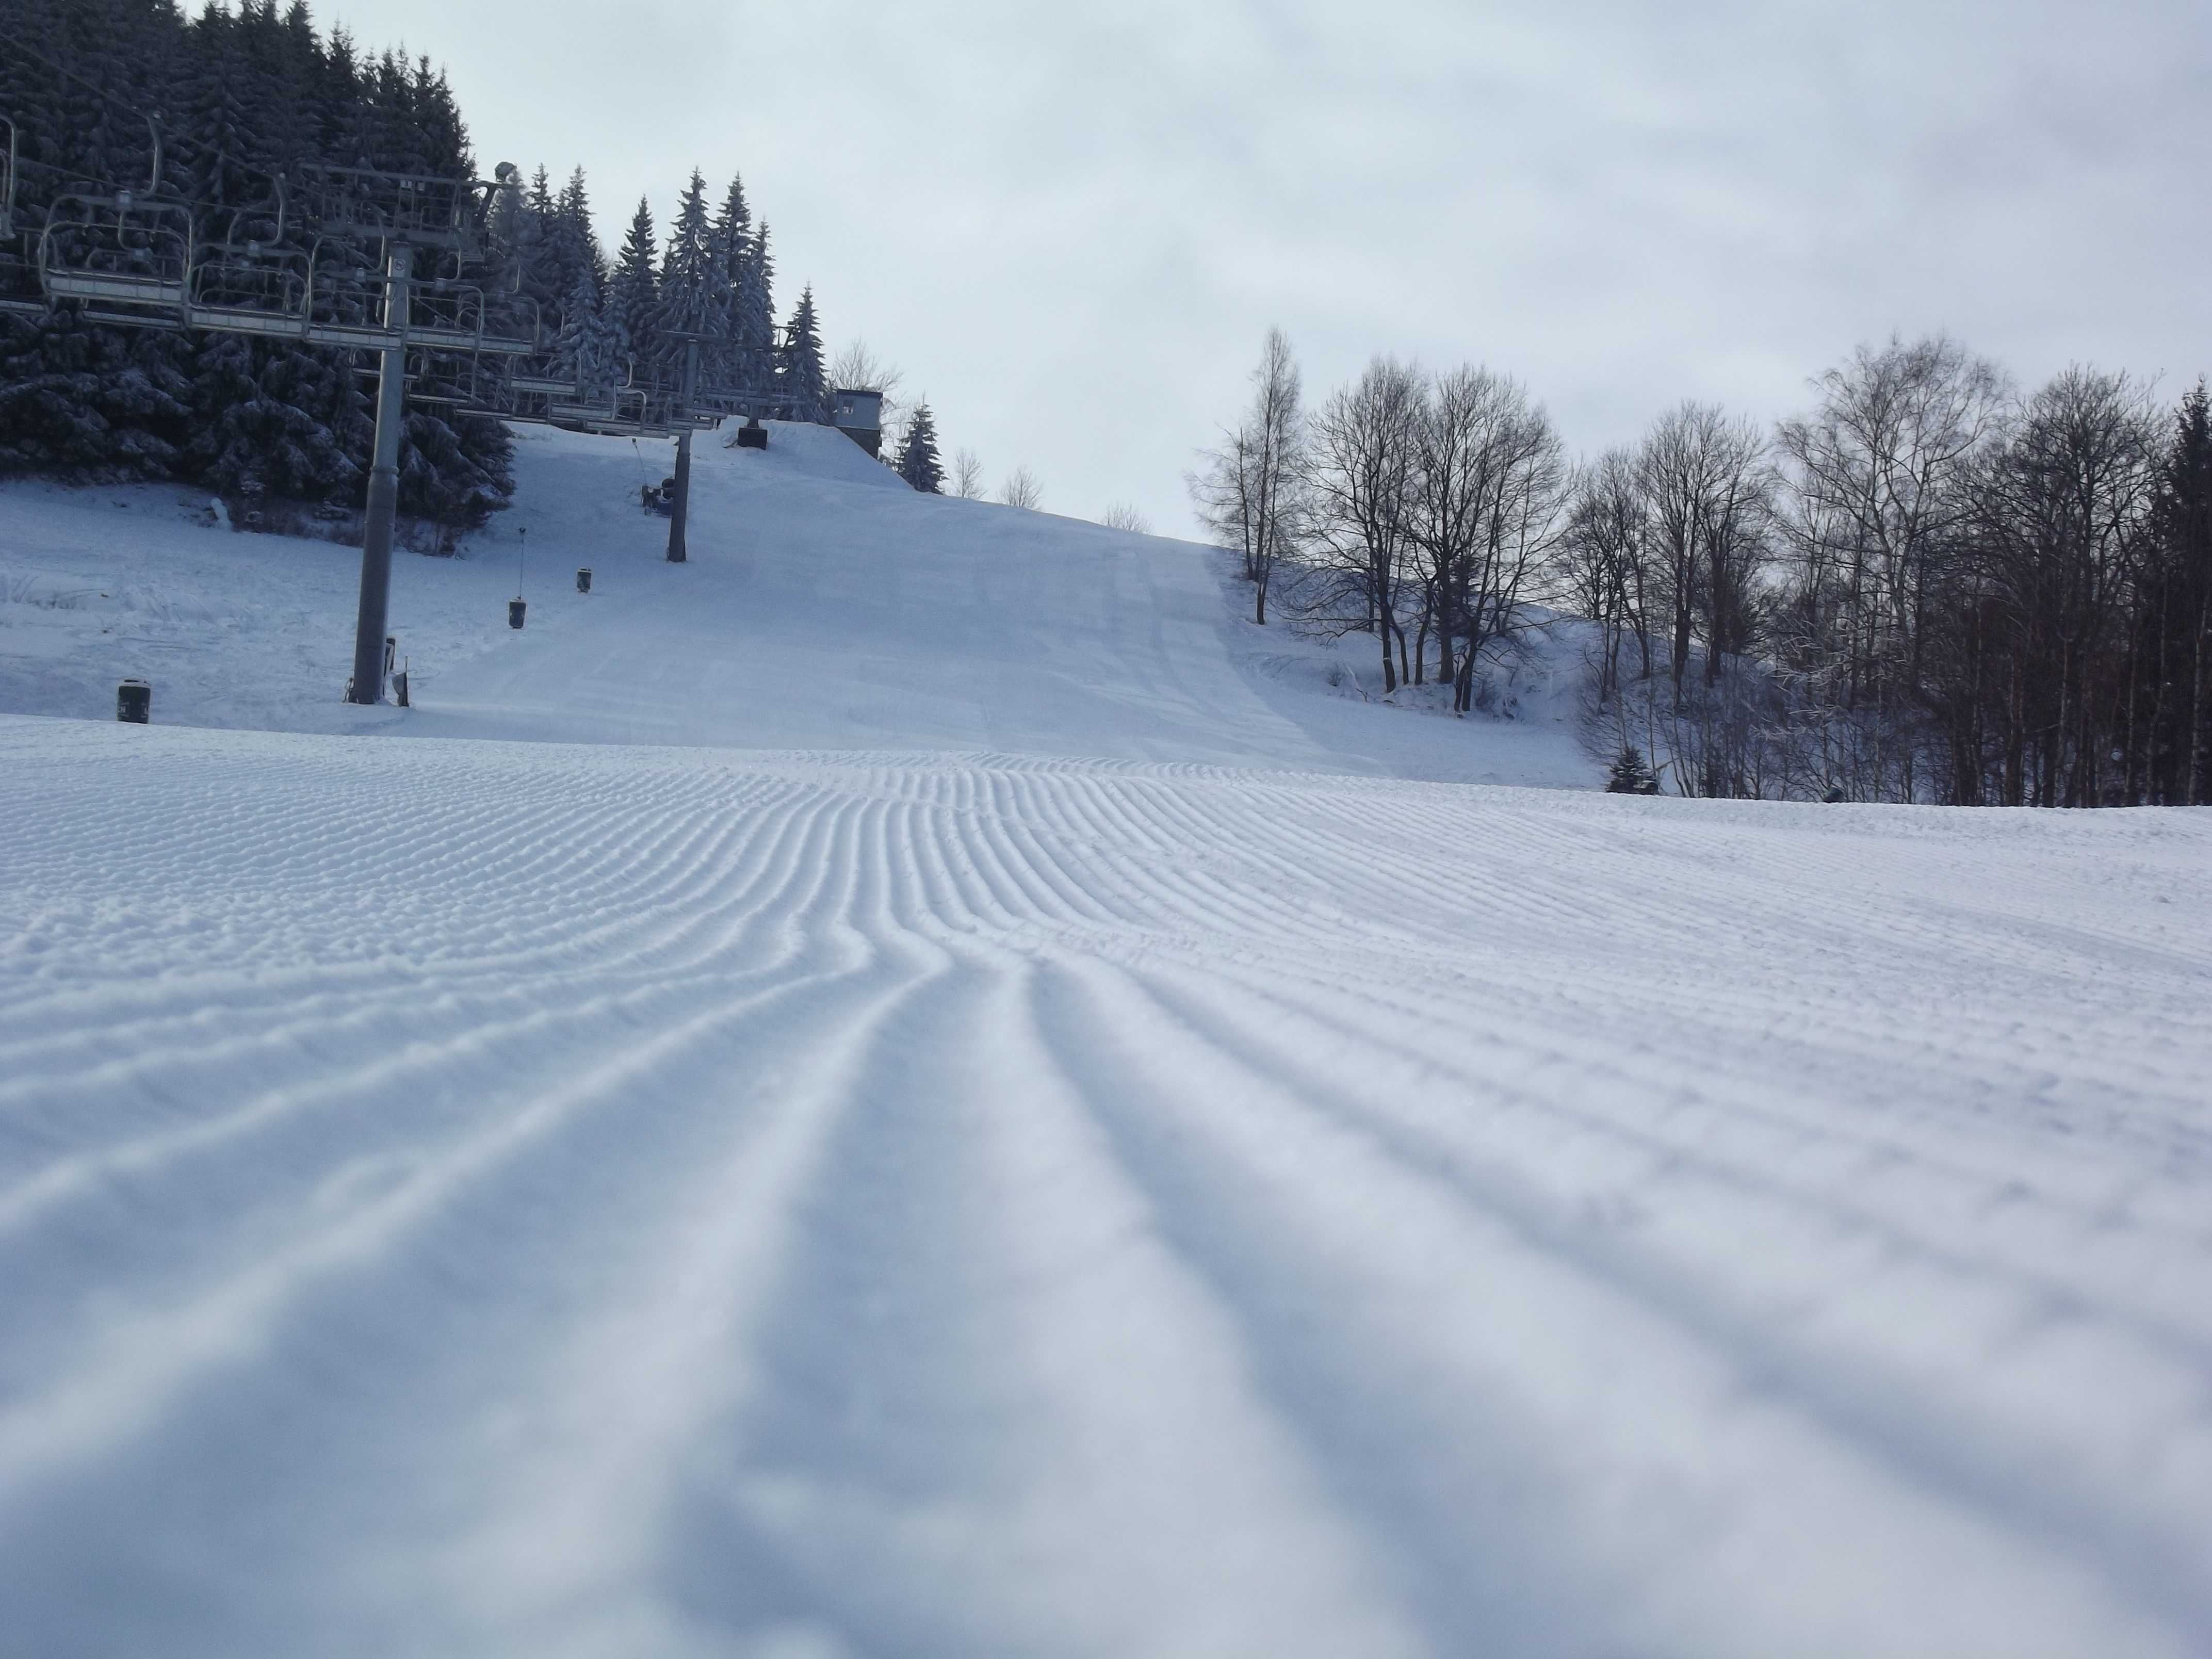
[329, 0, 2209, 537]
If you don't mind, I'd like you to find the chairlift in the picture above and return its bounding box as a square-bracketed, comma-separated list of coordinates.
[546, 395, 616, 424]
[304, 247, 396, 349]
[203, 171, 291, 248]
[406, 345, 499, 408]
[38, 190, 195, 315]
[405, 275, 486, 352]
[508, 348, 581, 399]
[188, 241, 310, 337]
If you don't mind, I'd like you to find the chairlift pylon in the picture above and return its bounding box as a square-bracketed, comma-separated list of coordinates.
[0, 113, 17, 240]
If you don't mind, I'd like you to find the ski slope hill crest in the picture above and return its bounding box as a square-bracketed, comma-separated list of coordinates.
[2, 418, 1596, 785]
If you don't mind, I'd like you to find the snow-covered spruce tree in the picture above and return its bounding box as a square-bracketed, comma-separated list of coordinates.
[607, 199, 660, 373]
[735, 221, 778, 393]
[399, 404, 512, 530]
[557, 169, 608, 298]
[653, 170, 718, 368]
[706, 175, 751, 388]
[503, 165, 561, 329]
[778, 286, 830, 423]
[552, 269, 615, 399]
[897, 402, 944, 493]
[1606, 744, 1661, 794]
[0, 312, 192, 480]
[185, 328, 368, 506]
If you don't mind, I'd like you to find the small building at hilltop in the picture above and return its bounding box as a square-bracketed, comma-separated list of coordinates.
[832, 388, 884, 458]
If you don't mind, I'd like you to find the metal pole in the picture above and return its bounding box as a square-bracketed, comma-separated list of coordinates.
[666, 428, 690, 562]
[666, 337, 698, 564]
[349, 242, 413, 703]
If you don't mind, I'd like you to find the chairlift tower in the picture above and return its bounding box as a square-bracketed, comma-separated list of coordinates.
[661, 334, 706, 563]
[350, 239, 413, 703]
[4, 95, 538, 705]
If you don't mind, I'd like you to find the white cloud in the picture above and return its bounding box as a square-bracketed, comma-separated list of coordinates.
[331, 0, 2212, 534]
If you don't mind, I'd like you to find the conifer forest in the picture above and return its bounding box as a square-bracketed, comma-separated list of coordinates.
[0, 0, 863, 527]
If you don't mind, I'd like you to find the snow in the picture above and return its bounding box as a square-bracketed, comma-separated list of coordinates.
[0, 421, 1597, 785]
[2, 425, 2208, 1656]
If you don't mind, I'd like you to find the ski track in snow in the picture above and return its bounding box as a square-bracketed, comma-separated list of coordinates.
[4, 714, 2210, 1657]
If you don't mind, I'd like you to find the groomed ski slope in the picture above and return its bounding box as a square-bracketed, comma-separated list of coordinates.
[1, 428, 2209, 1656]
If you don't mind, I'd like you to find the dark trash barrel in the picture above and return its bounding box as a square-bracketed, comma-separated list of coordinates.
[576, 567, 592, 594]
[117, 679, 150, 723]
[509, 598, 527, 630]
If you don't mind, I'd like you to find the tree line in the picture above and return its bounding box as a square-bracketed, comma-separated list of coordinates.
[505, 161, 824, 422]
[1193, 331, 2212, 807]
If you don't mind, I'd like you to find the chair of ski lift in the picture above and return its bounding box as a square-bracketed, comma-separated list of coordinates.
[38, 190, 195, 316]
[480, 292, 541, 357]
[404, 345, 480, 406]
[407, 273, 486, 353]
[546, 394, 612, 425]
[188, 198, 311, 339]
[305, 242, 401, 350]
[507, 337, 579, 402]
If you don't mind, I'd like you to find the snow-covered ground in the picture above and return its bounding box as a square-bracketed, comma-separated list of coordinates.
[2, 428, 2208, 1656]
[0, 421, 1596, 786]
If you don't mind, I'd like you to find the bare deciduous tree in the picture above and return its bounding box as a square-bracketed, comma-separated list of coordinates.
[1638, 402, 1771, 713]
[1100, 503, 1152, 533]
[1771, 334, 2011, 800]
[1189, 328, 1307, 625]
[1973, 367, 2160, 806]
[952, 448, 987, 500]
[1299, 356, 1424, 691]
[1411, 368, 1569, 712]
[1000, 467, 1044, 511]
[827, 338, 906, 430]
[1552, 448, 1652, 706]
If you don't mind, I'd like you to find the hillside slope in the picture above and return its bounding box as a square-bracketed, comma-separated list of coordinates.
[0, 420, 1596, 786]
